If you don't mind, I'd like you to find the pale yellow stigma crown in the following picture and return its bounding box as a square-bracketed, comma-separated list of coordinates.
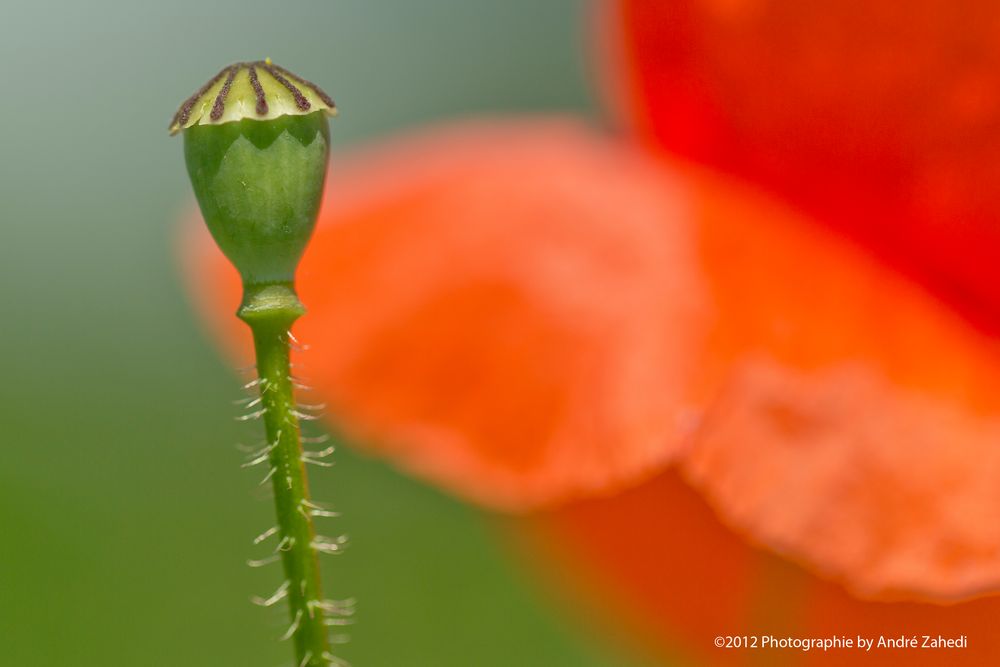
[169, 60, 337, 135]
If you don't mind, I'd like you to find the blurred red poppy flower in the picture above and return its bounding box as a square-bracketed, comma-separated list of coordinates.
[515, 0, 1000, 660]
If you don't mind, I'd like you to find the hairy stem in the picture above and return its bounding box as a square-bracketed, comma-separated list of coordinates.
[244, 284, 333, 667]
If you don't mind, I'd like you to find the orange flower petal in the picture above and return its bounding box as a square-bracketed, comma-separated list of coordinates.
[529, 470, 1000, 666]
[680, 170, 1000, 600]
[184, 118, 711, 510]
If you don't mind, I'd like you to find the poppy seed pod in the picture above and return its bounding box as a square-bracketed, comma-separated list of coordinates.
[171, 60, 336, 326]
[170, 61, 344, 667]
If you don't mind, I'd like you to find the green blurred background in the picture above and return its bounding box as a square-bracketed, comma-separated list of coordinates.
[0, 0, 660, 664]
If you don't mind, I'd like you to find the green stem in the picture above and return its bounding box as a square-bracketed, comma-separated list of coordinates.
[243, 283, 334, 667]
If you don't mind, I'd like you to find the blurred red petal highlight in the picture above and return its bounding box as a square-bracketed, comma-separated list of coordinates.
[605, 0, 1000, 330]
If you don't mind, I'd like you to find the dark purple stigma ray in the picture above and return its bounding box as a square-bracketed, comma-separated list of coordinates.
[171, 65, 230, 130]
[260, 62, 312, 111]
[209, 66, 239, 121]
[270, 63, 336, 109]
[248, 65, 269, 116]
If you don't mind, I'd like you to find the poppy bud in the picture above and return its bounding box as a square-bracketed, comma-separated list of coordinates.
[171, 59, 336, 327]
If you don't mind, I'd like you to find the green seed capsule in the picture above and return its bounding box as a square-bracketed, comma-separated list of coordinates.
[171, 60, 336, 326]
